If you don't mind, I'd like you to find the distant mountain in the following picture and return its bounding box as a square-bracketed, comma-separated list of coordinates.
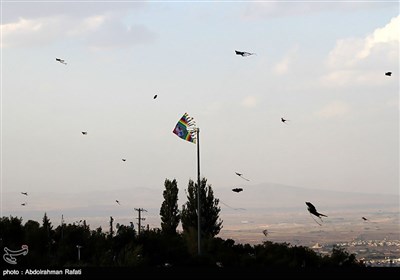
[213, 182, 399, 210]
[2, 187, 163, 212]
[2, 182, 398, 230]
[3, 182, 398, 213]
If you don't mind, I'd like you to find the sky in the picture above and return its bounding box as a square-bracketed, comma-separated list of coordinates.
[1, 1, 399, 225]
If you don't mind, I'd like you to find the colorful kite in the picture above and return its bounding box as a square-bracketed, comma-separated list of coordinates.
[173, 113, 197, 143]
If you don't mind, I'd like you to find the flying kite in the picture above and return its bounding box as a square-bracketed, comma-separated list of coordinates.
[153, 94, 158, 99]
[81, 131, 87, 135]
[362, 217, 368, 221]
[305, 202, 327, 226]
[56, 58, 67, 65]
[172, 113, 197, 143]
[21, 203, 27, 206]
[232, 188, 243, 193]
[21, 192, 28, 196]
[122, 159, 126, 162]
[235, 172, 250, 181]
[235, 50, 256, 57]
[385, 72, 392, 76]
[281, 117, 289, 124]
[116, 200, 121, 205]
[262, 229, 269, 237]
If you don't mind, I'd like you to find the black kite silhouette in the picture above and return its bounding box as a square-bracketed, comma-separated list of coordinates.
[281, 117, 289, 124]
[235, 172, 250, 181]
[232, 188, 243, 193]
[56, 58, 67, 65]
[21, 192, 28, 196]
[385, 72, 392, 76]
[306, 202, 327, 225]
[235, 50, 255, 57]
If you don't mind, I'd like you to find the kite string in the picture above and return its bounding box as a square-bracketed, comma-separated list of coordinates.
[309, 212, 322, 226]
[220, 200, 245, 211]
[220, 200, 235, 210]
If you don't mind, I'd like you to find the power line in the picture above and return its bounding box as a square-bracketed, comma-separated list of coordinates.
[134, 208, 147, 236]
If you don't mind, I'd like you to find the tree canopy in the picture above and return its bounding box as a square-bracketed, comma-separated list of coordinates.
[160, 178, 180, 235]
[181, 177, 223, 238]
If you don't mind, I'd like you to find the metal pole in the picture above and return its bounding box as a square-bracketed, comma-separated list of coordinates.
[76, 245, 82, 262]
[138, 209, 141, 235]
[197, 128, 201, 256]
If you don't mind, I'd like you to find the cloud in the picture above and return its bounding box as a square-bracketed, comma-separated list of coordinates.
[326, 38, 365, 69]
[1, 15, 156, 49]
[67, 15, 107, 37]
[274, 56, 291, 75]
[1, 17, 63, 48]
[322, 15, 399, 87]
[241, 96, 258, 108]
[242, 2, 317, 19]
[274, 46, 298, 75]
[83, 20, 156, 50]
[315, 101, 351, 118]
[242, 2, 396, 20]
[2, 2, 145, 23]
[327, 15, 399, 69]
[1, 2, 154, 49]
[356, 15, 400, 60]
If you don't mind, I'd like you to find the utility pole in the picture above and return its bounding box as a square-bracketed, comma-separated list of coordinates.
[134, 208, 147, 235]
[196, 128, 201, 256]
[76, 245, 82, 262]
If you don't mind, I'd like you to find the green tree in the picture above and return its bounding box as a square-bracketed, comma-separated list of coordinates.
[24, 220, 42, 265]
[113, 224, 137, 266]
[181, 178, 222, 238]
[109, 216, 114, 238]
[0, 216, 24, 249]
[323, 246, 363, 267]
[42, 212, 53, 238]
[39, 213, 54, 265]
[160, 179, 181, 235]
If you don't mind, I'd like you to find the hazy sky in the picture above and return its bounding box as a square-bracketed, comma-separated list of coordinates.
[1, 1, 399, 220]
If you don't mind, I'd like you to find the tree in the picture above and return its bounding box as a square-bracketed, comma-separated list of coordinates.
[42, 212, 53, 237]
[0, 216, 24, 249]
[40, 213, 54, 264]
[160, 179, 180, 235]
[181, 177, 223, 238]
[323, 246, 363, 267]
[109, 216, 114, 238]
